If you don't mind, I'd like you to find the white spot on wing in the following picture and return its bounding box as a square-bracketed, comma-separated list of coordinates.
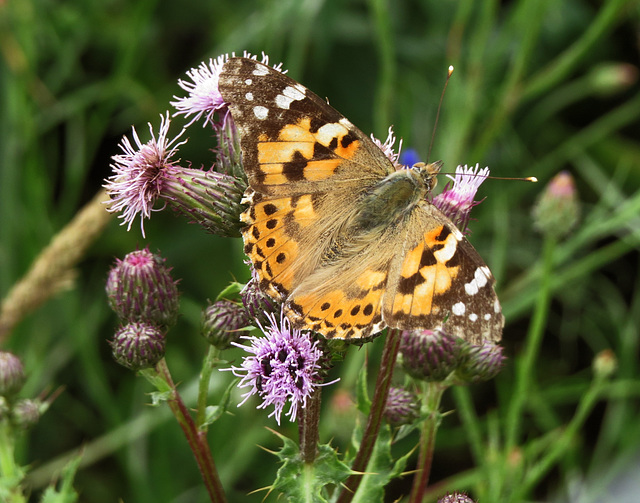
[469, 313, 478, 322]
[245, 92, 254, 101]
[465, 279, 479, 296]
[252, 65, 269, 76]
[451, 226, 464, 240]
[475, 267, 490, 287]
[316, 122, 349, 146]
[275, 85, 306, 110]
[452, 302, 466, 316]
[494, 299, 501, 313]
[244, 78, 252, 85]
[253, 106, 269, 120]
[484, 313, 492, 321]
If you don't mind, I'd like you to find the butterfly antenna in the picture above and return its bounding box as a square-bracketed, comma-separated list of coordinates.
[426, 65, 454, 164]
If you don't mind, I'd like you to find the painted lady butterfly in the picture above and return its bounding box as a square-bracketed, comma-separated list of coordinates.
[219, 58, 503, 343]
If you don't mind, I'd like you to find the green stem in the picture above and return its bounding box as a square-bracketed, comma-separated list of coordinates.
[408, 382, 446, 503]
[336, 328, 402, 503]
[196, 345, 220, 428]
[152, 359, 226, 503]
[512, 376, 608, 500]
[506, 236, 556, 450]
[0, 420, 27, 502]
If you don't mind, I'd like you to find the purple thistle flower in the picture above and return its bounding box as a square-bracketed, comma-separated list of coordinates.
[432, 164, 490, 233]
[371, 126, 403, 169]
[226, 311, 332, 425]
[104, 113, 187, 236]
[171, 52, 285, 128]
[171, 54, 231, 127]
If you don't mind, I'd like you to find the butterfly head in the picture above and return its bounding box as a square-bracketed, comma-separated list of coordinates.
[411, 160, 444, 193]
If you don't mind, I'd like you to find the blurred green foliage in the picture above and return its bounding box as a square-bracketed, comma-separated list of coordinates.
[1, 0, 640, 501]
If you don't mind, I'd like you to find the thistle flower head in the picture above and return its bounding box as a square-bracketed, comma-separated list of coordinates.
[171, 51, 285, 128]
[241, 269, 279, 325]
[110, 322, 166, 371]
[105, 113, 187, 236]
[226, 311, 331, 425]
[437, 492, 476, 503]
[432, 164, 490, 233]
[400, 328, 462, 382]
[454, 341, 506, 384]
[371, 126, 403, 169]
[384, 386, 420, 426]
[171, 54, 231, 127]
[532, 171, 580, 239]
[0, 351, 25, 397]
[11, 398, 42, 430]
[201, 299, 251, 350]
[106, 247, 180, 329]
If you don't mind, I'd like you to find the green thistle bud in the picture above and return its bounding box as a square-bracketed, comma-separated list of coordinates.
[437, 492, 475, 503]
[163, 168, 246, 238]
[106, 248, 180, 329]
[593, 349, 617, 379]
[400, 329, 461, 382]
[588, 62, 638, 96]
[110, 322, 166, 371]
[201, 299, 251, 349]
[454, 341, 505, 384]
[0, 351, 25, 397]
[384, 386, 420, 426]
[11, 398, 41, 429]
[532, 171, 580, 239]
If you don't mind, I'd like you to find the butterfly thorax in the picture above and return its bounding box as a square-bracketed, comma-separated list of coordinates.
[354, 161, 442, 232]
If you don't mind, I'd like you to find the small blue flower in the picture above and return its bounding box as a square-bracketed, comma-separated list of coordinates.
[226, 311, 332, 425]
[399, 148, 421, 168]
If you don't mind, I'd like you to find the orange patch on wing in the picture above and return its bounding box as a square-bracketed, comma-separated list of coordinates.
[303, 159, 341, 180]
[355, 270, 386, 290]
[292, 195, 317, 227]
[258, 140, 313, 164]
[401, 242, 425, 277]
[333, 139, 359, 160]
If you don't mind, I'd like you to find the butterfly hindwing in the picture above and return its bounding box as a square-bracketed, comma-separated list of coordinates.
[220, 57, 504, 343]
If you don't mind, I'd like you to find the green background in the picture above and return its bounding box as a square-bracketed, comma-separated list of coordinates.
[1, 0, 639, 501]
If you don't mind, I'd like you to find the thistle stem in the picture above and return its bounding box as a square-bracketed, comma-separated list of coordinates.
[408, 382, 445, 503]
[300, 387, 322, 464]
[153, 359, 226, 503]
[336, 328, 401, 502]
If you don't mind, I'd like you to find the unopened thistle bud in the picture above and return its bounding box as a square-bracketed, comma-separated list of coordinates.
[0, 351, 25, 397]
[11, 398, 42, 429]
[201, 299, 251, 349]
[384, 386, 420, 426]
[241, 276, 279, 325]
[532, 171, 580, 239]
[106, 248, 180, 329]
[110, 322, 166, 371]
[454, 341, 506, 384]
[593, 349, 617, 379]
[437, 492, 476, 503]
[400, 329, 461, 382]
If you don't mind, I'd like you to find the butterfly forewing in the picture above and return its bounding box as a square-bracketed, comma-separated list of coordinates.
[219, 57, 504, 343]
